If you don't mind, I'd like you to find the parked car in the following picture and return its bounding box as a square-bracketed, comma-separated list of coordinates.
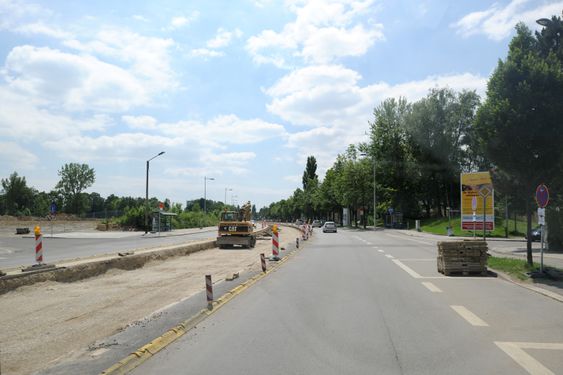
[295, 219, 304, 225]
[322, 221, 337, 233]
[525, 226, 542, 242]
[312, 220, 322, 227]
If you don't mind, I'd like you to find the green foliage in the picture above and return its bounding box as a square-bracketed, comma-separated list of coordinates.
[487, 256, 539, 281]
[56, 163, 96, 214]
[1, 172, 35, 215]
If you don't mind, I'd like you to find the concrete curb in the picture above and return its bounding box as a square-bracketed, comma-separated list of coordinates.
[100, 224, 302, 375]
[488, 267, 563, 304]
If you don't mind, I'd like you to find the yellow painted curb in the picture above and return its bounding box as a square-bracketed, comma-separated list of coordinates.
[101, 230, 303, 375]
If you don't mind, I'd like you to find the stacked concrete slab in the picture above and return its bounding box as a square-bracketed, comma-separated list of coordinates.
[437, 240, 488, 276]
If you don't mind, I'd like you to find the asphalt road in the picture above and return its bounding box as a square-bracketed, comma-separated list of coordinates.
[0, 228, 216, 269]
[132, 228, 563, 375]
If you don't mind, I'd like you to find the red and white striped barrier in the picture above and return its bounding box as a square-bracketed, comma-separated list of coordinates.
[35, 234, 43, 264]
[260, 253, 266, 272]
[271, 225, 280, 260]
[205, 274, 213, 306]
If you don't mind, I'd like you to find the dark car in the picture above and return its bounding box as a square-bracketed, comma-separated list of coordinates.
[322, 221, 337, 233]
[525, 226, 542, 242]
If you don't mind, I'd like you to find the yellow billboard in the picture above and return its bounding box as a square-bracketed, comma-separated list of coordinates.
[460, 172, 494, 231]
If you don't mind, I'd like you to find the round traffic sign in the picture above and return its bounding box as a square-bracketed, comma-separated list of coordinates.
[535, 184, 550, 208]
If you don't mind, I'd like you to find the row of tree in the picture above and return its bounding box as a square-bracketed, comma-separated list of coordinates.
[260, 18, 563, 259]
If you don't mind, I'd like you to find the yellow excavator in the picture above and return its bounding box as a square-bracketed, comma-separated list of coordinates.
[217, 201, 256, 248]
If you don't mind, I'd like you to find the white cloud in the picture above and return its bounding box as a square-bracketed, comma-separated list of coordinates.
[13, 22, 72, 39]
[283, 174, 301, 183]
[451, 0, 563, 41]
[266, 65, 487, 127]
[207, 28, 243, 49]
[122, 115, 158, 130]
[63, 27, 177, 94]
[0, 86, 111, 141]
[4, 45, 149, 112]
[191, 48, 224, 58]
[0, 142, 39, 171]
[42, 133, 183, 161]
[159, 115, 287, 148]
[191, 28, 244, 58]
[246, 0, 383, 66]
[167, 12, 199, 30]
[132, 15, 149, 22]
[0, 0, 47, 30]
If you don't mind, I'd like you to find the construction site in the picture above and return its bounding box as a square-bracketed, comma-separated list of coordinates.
[0, 207, 309, 375]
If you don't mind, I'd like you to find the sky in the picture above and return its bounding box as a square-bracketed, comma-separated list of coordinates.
[0, 0, 561, 210]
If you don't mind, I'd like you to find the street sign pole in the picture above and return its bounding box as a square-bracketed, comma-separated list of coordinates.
[535, 184, 549, 274]
[483, 196, 486, 241]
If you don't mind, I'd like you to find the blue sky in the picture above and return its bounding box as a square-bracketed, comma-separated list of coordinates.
[0, 0, 561, 209]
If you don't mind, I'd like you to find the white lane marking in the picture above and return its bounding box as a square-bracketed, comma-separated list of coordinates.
[385, 233, 434, 245]
[372, 246, 379, 249]
[392, 259, 422, 278]
[378, 249, 384, 253]
[365, 242, 372, 245]
[421, 282, 442, 293]
[495, 342, 563, 375]
[450, 305, 488, 327]
[385, 254, 394, 259]
[397, 258, 434, 261]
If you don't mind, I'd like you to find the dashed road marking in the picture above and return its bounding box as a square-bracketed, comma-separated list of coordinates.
[385, 233, 434, 245]
[385, 254, 394, 259]
[450, 305, 488, 326]
[398, 258, 434, 261]
[421, 282, 442, 293]
[365, 242, 372, 245]
[391, 259, 422, 278]
[495, 341, 563, 375]
[378, 250, 384, 253]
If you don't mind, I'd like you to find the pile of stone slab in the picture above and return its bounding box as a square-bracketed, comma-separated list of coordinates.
[437, 240, 488, 276]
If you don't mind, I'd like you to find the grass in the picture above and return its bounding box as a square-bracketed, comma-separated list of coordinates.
[414, 216, 533, 238]
[487, 256, 539, 280]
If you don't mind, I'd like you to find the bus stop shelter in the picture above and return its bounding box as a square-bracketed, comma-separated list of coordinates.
[151, 210, 177, 233]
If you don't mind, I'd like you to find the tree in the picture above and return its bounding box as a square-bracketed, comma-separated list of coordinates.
[302, 156, 318, 190]
[475, 20, 563, 263]
[1, 172, 34, 215]
[56, 163, 96, 214]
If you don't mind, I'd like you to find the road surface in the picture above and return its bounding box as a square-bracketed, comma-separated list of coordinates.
[0, 228, 217, 269]
[131, 228, 563, 375]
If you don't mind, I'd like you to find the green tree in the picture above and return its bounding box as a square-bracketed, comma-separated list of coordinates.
[56, 163, 96, 214]
[302, 156, 319, 190]
[475, 20, 563, 262]
[1, 172, 34, 215]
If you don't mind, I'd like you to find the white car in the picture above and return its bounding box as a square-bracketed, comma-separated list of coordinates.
[322, 221, 337, 233]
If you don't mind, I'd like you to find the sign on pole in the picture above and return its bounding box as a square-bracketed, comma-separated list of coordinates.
[538, 207, 546, 225]
[461, 172, 494, 231]
[535, 184, 549, 208]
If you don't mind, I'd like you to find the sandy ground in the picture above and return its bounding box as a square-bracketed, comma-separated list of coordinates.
[0, 227, 301, 375]
[0, 216, 99, 238]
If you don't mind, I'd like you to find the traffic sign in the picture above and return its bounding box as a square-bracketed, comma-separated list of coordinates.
[50, 202, 57, 215]
[538, 207, 546, 225]
[535, 184, 550, 208]
[479, 186, 492, 198]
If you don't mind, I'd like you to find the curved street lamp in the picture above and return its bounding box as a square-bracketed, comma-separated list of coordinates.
[145, 151, 165, 234]
[204, 176, 215, 214]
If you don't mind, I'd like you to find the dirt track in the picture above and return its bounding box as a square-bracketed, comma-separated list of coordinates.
[0, 226, 301, 375]
[0, 216, 99, 238]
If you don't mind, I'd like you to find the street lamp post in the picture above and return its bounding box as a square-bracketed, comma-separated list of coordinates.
[204, 176, 215, 214]
[360, 152, 377, 230]
[145, 151, 165, 234]
[224, 188, 232, 205]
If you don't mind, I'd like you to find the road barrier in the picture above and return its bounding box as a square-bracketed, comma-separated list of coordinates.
[206, 275, 213, 306]
[260, 253, 266, 272]
[34, 226, 43, 264]
[271, 225, 280, 261]
[296, 237, 299, 248]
